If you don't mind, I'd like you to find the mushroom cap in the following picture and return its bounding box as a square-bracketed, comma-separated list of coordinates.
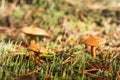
[21, 25, 49, 37]
[84, 36, 106, 47]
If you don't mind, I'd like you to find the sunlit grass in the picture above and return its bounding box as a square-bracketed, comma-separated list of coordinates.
[0, 40, 119, 79]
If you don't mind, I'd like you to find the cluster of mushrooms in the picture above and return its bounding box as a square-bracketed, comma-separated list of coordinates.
[21, 25, 106, 58]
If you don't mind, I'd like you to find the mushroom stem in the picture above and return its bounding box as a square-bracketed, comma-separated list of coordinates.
[30, 36, 36, 45]
[31, 39, 35, 45]
[91, 46, 96, 58]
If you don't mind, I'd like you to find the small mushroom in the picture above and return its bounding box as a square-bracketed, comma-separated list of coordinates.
[29, 43, 48, 53]
[21, 25, 49, 45]
[83, 36, 106, 58]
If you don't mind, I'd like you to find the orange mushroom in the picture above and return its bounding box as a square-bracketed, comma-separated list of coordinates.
[21, 25, 49, 45]
[83, 36, 106, 58]
[29, 43, 48, 53]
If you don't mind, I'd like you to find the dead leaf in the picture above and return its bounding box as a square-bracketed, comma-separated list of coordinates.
[65, 0, 79, 6]
[44, 74, 53, 79]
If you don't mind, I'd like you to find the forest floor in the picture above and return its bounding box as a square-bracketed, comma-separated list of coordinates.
[0, 0, 120, 80]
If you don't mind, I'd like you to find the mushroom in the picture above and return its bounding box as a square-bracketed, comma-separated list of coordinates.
[29, 43, 48, 53]
[83, 36, 106, 58]
[21, 25, 49, 45]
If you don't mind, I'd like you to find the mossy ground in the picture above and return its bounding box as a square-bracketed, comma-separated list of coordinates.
[0, 0, 120, 80]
